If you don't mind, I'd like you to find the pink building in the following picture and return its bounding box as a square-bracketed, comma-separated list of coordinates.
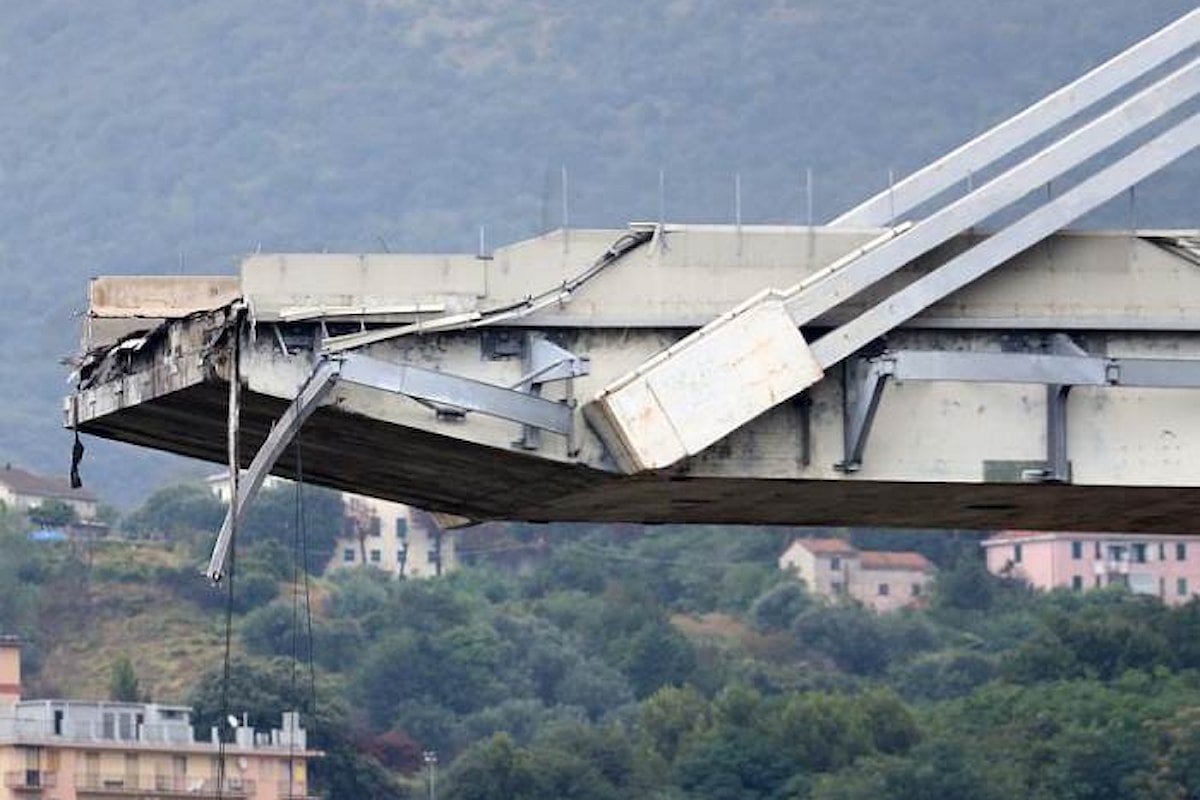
[982, 530, 1200, 605]
[778, 538, 935, 613]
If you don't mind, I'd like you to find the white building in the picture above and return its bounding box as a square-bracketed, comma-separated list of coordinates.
[0, 465, 99, 522]
[205, 473, 457, 580]
[328, 495, 457, 579]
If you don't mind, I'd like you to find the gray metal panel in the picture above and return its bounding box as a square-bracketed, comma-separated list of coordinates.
[338, 353, 573, 435]
[788, 59, 1200, 328]
[811, 113, 1200, 368]
[889, 351, 1108, 385]
[1114, 358, 1200, 388]
[830, 8, 1200, 227]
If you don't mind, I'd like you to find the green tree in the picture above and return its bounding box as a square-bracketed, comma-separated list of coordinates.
[28, 498, 77, 528]
[637, 685, 711, 763]
[622, 620, 696, 698]
[444, 733, 538, 800]
[749, 580, 810, 632]
[109, 655, 141, 701]
[123, 483, 225, 538]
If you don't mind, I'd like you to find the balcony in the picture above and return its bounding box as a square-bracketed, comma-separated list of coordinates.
[4, 770, 57, 791]
[75, 774, 253, 796]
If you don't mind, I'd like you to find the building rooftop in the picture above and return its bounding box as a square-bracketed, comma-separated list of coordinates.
[0, 465, 97, 503]
[984, 529, 1200, 545]
[860, 551, 934, 572]
[793, 537, 859, 555]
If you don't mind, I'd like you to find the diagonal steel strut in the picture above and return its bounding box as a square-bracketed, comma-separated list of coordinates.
[830, 9, 1200, 228]
[207, 359, 341, 582]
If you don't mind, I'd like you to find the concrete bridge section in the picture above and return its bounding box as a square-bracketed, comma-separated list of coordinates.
[69, 226, 1200, 533]
[63, 9, 1200, 578]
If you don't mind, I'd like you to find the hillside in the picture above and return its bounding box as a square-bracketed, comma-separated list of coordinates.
[10, 518, 1200, 799]
[0, 0, 1196, 504]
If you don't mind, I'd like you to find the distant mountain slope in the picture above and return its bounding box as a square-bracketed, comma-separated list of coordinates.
[0, 0, 1195, 503]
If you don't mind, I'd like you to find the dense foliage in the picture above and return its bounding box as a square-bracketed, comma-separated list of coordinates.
[11, 514, 1200, 798]
[200, 526, 1200, 798]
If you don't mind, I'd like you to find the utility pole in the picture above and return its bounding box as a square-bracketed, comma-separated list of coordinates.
[423, 750, 438, 800]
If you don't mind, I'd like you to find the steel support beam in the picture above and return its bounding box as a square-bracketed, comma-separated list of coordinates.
[830, 9, 1200, 227]
[789, 60, 1200, 329]
[812, 112, 1200, 369]
[838, 345, 1200, 471]
[339, 352, 574, 436]
[837, 359, 891, 473]
[207, 359, 342, 581]
[1041, 384, 1073, 484]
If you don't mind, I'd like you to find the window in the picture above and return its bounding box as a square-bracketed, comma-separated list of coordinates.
[830, 557, 841, 570]
[878, 583, 890, 596]
[1014, 544, 1023, 563]
[53, 710, 63, 736]
[1179, 577, 1189, 596]
[396, 517, 409, 538]
[1094, 541, 1102, 558]
[369, 549, 381, 563]
[911, 584, 922, 597]
[1071, 541, 1082, 560]
[342, 548, 355, 563]
[1178, 543, 1188, 561]
[831, 581, 843, 595]
[1072, 576, 1083, 591]
[1133, 543, 1147, 563]
[1160, 543, 1167, 561]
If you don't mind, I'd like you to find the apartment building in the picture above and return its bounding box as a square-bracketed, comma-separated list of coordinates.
[982, 530, 1200, 605]
[778, 538, 935, 612]
[205, 473, 457, 580]
[0, 638, 320, 800]
[328, 495, 457, 579]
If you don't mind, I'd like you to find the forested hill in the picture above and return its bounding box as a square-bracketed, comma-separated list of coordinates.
[1, 0, 1196, 503]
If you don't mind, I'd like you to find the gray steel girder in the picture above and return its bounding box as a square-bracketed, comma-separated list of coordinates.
[839, 346, 1200, 473]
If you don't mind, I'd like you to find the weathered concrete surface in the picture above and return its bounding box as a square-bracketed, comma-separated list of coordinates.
[66, 226, 1200, 533]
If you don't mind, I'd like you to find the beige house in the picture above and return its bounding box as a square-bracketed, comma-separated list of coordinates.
[779, 538, 935, 612]
[0, 466, 98, 522]
[0, 638, 319, 800]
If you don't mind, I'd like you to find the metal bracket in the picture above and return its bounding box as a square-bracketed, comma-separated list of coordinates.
[1025, 384, 1073, 483]
[514, 336, 590, 451]
[836, 357, 893, 472]
[835, 338, 1200, 476]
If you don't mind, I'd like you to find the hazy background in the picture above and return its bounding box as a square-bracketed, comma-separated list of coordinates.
[0, 0, 1196, 504]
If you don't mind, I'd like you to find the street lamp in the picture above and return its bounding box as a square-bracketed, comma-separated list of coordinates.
[423, 750, 438, 800]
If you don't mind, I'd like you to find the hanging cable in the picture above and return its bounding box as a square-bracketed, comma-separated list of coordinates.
[296, 437, 319, 790]
[288, 438, 303, 800]
[217, 331, 241, 800]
